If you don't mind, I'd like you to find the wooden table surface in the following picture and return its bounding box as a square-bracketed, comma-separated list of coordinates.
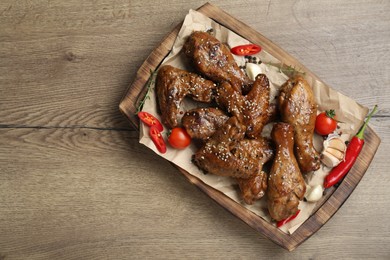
[0, 0, 389, 259]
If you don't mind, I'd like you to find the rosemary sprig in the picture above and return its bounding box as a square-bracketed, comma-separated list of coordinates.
[265, 62, 306, 77]
[136, 69, 157, 114]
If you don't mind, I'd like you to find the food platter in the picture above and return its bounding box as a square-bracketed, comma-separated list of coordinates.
[119, 3, 381, 251]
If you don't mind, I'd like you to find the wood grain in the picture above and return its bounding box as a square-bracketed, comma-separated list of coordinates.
[0, 121, 388, 259]
[120, 3, 381, 251]
[0, 0, 389, 259]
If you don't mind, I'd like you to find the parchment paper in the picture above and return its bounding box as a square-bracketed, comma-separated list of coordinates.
[139, 10, 369, 233]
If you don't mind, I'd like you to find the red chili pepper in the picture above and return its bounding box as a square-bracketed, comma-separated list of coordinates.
[277, 210, 300, 227]
[324, 105, 378, 188]
[230, 44, 262, 56]
[149, 126, 167, 154]
[138, 111, 164, 132]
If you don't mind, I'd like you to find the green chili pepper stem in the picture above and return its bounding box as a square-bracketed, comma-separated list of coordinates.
[355, 105, 378, 140]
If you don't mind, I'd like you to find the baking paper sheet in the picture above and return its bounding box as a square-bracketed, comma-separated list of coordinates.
[139, 9, 368, 233]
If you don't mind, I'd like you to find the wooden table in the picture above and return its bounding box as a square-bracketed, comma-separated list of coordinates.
[0, 1, 388, 259]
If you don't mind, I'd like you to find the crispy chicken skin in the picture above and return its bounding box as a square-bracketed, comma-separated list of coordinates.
[278, 76, 320, 173]
[156, 65, 216, 128]
[236, 171, 268, 205]
[267, 123, 306, 221]
[181, 107, 229, 141]
[183, 31, 252, 92]
[216, 74, 272, 138]
[193, 116, 273, 179]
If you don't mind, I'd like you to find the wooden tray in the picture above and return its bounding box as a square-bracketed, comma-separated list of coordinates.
[119, 3, 381, 251]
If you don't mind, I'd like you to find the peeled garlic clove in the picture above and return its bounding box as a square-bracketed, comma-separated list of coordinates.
[327, 138, 345, 151]
[245, 63, 262, 81]
[321, 136, 347, 167]
[321, 151, 341, 168]
[326, 147, 344, 160]
[305, 185, 323, 202]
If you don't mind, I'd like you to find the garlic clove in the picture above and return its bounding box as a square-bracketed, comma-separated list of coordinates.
[305, 184, 323, 202]
[321, 136, 347, 168]
[326, 147, 344, 160]
[328, 138, 345, 151]
[321, 151, 341, 168]
[245, 63, 262, 81]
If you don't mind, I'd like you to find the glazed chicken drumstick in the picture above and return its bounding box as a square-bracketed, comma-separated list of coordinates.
[183, 31, 252, 93]
[267, 123, 306, 221]
[278, 76, 321, 173]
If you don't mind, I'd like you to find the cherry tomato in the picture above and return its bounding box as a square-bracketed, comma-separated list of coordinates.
[149, 126, 166, 153]
[168, 127, 191, 149]
[230, 44, 262, 56]
[315, 110, 337, 136]
[138, 111, 163, 132]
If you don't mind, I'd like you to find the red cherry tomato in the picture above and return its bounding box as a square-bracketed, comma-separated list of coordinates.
[168, 127, 191, 149]
[315, 110, 337, 136]
[230, 44, 262, 56]
[138, 111, 163, 132]
[149, 126, 166, 153]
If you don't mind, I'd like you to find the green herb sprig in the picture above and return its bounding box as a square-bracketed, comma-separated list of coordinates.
[136, 69, 157, 114]
[265, 62, 306, 77]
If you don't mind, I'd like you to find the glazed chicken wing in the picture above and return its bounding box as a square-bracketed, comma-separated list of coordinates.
[267, 123, 306, 221]
[278, 76, 320, 173]
[183, 31, 252, 92]
[193, 117, 274, 179]
[181, 107, 229, 141]
[216, 74, 272, 138]
[236, 171, 268, 205]
[156, 65, 216, 128]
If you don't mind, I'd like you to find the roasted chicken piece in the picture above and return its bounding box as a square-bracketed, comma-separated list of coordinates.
[267, 122, 306, 221]
[156, 65, 216, 128]
[186, 109, 272, 204]
[181, 107, 229, 141]
[193, 116, 273, 179]
[216, 74, 272, 138]
[278, 76, 320, 173]
[236, 171, 268, 205]
[183, 31, 252, 92]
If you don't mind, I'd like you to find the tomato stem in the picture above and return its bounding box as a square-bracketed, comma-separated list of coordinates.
[325, 109, 336, 119]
